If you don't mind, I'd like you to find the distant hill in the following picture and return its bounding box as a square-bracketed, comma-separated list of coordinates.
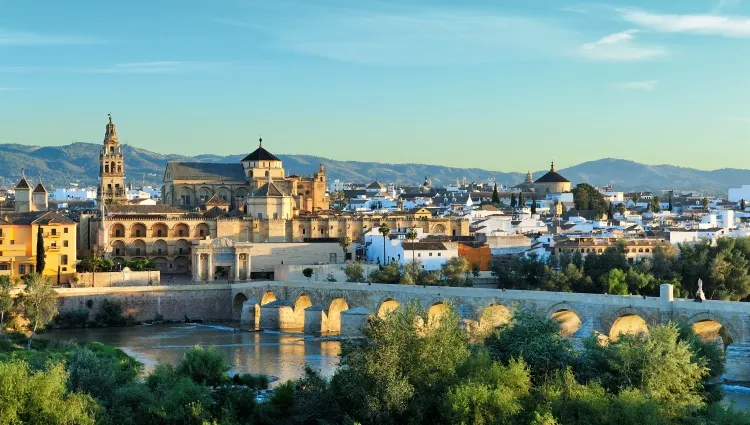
[0, 143, 746, 194]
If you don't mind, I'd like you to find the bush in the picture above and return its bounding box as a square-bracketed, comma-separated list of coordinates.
[66, 347, 118, 401]
[94, 299, 135, 327]
[344, 262, 366, 282]
[232, 372, 270, 389]
[54, 309, 89, 328]
[101, 382, 156, 425]
[175, 346, 230, 387]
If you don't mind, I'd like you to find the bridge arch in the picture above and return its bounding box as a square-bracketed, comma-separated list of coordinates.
[327, 298, 350, 333]
[688, 312, 737, 349]
[377, 298, 400, 319]
[478, 304, 510, 332]
[427, 302, 449, 328]
[608, 307, 651, 341]
[294, 293, 313, 330]
[260, 290, 277, 306]
[233, 293, 248, 322]
[546, 302, 583, 337]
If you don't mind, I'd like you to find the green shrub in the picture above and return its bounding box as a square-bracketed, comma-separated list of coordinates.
[100, 382, 156, 425]
[232, 373, 269, 389]
[175, 346, 230, 387]
[54, 309, 89, 328]
[94, 299, 133, 327]
[146, 363, 179, 393]
[66, 347, 118, 401]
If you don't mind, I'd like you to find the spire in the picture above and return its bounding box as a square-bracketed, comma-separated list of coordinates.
[104, 114, 118, 143]
[259, 136, 263, 149]
[550, 161, 555, 172]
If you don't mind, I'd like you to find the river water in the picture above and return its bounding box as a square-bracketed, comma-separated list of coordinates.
[42, 323, 750, 410]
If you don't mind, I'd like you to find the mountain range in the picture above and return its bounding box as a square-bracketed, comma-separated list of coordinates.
[0, 142, 746, 195]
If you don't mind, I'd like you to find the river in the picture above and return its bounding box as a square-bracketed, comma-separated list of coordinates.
[42, 323, 750, 411]
[42, 323, 341, 383]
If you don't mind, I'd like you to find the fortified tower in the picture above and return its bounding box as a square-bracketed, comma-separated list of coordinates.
[98, 114, 126, 204]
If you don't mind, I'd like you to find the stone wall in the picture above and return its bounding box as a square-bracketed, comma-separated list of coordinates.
[249, 243, 341, 273]
[273, 263, 381, 283]
[55, 284, 232, 322]
[74, 270, 161, 287]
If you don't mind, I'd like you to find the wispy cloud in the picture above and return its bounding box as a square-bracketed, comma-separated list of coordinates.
[87, 61, 242, 74]
[248, 8, 578, 66]
[615, 80, 658, 91]
[0, 29, 100, 46]
[620, 9, 750, 37]
[579, 29, 666, 61]
[725, 116, 750, 123]
[712, 0, 742, 14]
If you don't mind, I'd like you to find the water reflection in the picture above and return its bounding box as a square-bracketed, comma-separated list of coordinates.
[42, 324, 341, 384]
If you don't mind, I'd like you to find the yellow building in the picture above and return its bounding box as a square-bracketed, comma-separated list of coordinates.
[0, 207, 77, 283]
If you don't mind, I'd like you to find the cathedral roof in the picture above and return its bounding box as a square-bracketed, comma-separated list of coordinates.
[33, 182, 47, 193]
[166, 162, 247, 181]
[252, 180, 288, 197]
[534, 162, 570, 184]
[241, 138, 281, 162]
[367, 181, 386, 190]
[15, 177, 30, 189]
[205, 194, 229, 206]
[0, 211, 74, 225]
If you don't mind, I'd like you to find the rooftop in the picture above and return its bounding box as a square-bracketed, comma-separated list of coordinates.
[241, 138, 281, 162]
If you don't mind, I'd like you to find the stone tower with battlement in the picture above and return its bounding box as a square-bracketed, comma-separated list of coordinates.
[98, 115, 127, 204]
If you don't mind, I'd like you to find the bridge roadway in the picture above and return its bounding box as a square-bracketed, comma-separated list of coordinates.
[230, 280, 750, 381]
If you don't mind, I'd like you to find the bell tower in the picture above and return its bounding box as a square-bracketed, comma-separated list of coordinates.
[98, 114, 127, 204]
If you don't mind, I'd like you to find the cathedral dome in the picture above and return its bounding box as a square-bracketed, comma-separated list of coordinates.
[534, 162, 570, 184]
[241, 137, 281, 162]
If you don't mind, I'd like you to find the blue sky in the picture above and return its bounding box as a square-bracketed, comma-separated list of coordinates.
[1, 0, 749, 172]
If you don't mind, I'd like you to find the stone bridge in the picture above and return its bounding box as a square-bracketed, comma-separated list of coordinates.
[230, 281, 750, 381]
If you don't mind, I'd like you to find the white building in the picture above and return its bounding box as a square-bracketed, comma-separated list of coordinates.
[728, 185, 750, 203]
[51, 187, 97, 201]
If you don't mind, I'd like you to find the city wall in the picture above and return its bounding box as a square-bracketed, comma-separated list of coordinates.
[55, 284, 232, 322]
[73, 270, 161, 288]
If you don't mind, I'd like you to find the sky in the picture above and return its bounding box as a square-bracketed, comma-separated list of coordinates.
[1, 0, 749, 172]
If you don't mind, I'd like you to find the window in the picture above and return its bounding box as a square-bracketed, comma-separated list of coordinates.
[273, 213, 279, 219]
[157, 248, 163, 255]
[135, 248, 141, 255]
[178, 248, 184, 254]
[115, 248, 121, 255]
[10, 240, 14, 245]
[61, 255, 68, 265]
[199, 229, 206, 237]
[51, 242, 57, 248]
[178, 230, 184, 237]
[64, 228, 68, 233]
[136, 230, 143, 237]
[29, 265, 34, 274]
[418, 253, 421, 257]
[302, 229, 306, 235]
[437, 253, 441, 257]
[157, 230, 163, 237]
[51, 228, 57, 236]
[19, 265, 25, 274]
[257, 213, 263, 219]
[429, 253, 433, 257]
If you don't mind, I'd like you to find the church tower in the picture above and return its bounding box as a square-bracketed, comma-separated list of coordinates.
[98, 114, 126, 204]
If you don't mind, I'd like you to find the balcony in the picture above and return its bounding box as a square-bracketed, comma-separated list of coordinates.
[45, 233, 60, 238]
[47, 245, 61, 252]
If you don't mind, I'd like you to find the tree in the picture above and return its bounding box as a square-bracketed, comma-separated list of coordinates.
[344, 262, 366, 282]
[616, 203, 627, 216]
[510, 194, 517, 208]
[330, 303, 470, 424]
[0, 275, 15, 334]
[0, 359, 97, 424]
[36, 225, 45, 274]
[607, 202, 615, 220]
[701, 198, 710, 210]
[485, 310, 575, 383]
[471, 263, 481, 279]
[491, 183, 500, 204]
[741, 199, 746, 211]
[176, 345, 231, 387]
[80, 251, 106, 287]
[338, 235, 352, 262]
[378, 223, 391, 267]
[441, 257, 470, 286]
[518, 192, 524, 210]
[20, 273, 58, 349]
[651, 196, 661, 212]
[668, 194, 673, 211]
[302, 267, 314, 282]
[600, 269, 628, 295]
[530, 197, 537, 214]
[405, 228, 418, 265]
[368, 262, 401, 284]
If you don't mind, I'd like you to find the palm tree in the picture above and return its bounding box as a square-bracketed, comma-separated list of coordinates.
[405, 228, 418, 264]
[338, 235, 352, 263]
[378, 224, 391, 267]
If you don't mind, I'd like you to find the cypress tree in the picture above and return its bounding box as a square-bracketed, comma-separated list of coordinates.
[741, 199, 746, 211]
[510, 194, 517, 208]
[518, 192, 524, 209]
[36, 226, 45, 274]
[668, 194, 673, 211]
[530, 197, 537, 214]
[607, 202, 614, 220]
[491, 183, 500, 204]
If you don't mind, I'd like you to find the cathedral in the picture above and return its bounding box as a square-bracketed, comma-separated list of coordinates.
[161, 138, 329, 215]
[97, 115, 126, 204]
